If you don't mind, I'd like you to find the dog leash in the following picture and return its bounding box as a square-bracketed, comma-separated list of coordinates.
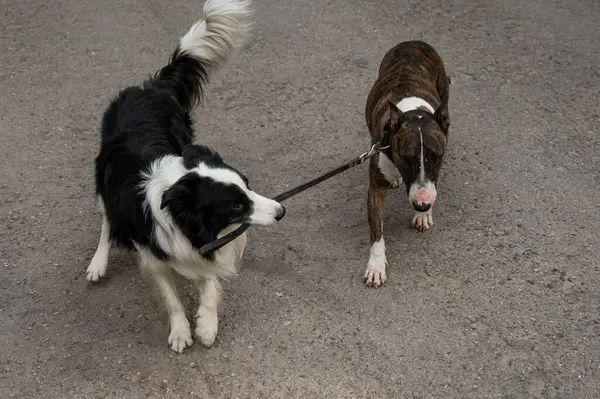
[198, 142, 390, 255]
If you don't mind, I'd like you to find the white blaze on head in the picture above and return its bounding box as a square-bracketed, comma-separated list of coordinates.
[408, 127, 437, 209]
[192, 163, 284, 225]
[419, 127, 425, 182]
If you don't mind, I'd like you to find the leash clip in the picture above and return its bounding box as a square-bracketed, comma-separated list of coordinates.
[358, 142, 389, 163]
[359, 143, 379, 163]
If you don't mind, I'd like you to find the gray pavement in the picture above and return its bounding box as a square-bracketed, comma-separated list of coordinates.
[1, 0, 600, 397]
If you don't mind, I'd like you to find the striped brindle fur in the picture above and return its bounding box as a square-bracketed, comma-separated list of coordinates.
[363, 40, 451, 288]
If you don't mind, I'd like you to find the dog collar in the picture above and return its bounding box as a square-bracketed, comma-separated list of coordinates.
[396, 97, 435, 114]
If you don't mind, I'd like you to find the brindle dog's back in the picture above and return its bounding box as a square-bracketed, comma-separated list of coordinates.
[365, 41, 449, 140]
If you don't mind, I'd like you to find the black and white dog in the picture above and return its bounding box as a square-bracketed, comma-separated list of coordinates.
[86, 0, 285, 353]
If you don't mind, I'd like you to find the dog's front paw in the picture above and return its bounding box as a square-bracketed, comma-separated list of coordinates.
[364, 261, 387, 288]
[195, 307, 218, 348]
[86, 254, 107, 282]
[390, 177, 402, 189]
[364, 239, 387, 288]
[364, 256, 387, 288]
[168, 316, 193, 353]
[412, 210, 433, 232]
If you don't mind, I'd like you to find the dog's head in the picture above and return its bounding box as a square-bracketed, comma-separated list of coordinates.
[385, 96, 449, 213]
[159, 144, 285, 253]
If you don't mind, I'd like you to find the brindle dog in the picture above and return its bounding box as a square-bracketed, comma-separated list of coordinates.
[363, 41, 450, 288]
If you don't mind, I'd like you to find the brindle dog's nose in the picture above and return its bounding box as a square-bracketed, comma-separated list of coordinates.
[275, 205, 286, 221]
[412, 202, 431, 213]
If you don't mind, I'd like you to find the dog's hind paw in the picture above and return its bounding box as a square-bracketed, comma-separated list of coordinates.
[168, 317, 193, 353]
[412, 210, 433, 232]
[86, 255, 107, 282]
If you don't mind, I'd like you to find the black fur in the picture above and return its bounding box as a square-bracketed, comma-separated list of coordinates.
[160, 172, 252, 260]
[94, 46, 239, 261]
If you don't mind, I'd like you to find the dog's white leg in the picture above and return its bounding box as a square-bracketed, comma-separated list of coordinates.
[412, 209, 434, 232]
[365, 175, 388, 288]
[194, 276, 220, 348]
[365, 237, 387, 287]
[139, 250, 192, 353]
[86, 202, 111, 282]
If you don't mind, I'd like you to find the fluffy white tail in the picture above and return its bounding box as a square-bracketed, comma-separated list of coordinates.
[154, 0, 252, 111]
[179, 0, 253, 72]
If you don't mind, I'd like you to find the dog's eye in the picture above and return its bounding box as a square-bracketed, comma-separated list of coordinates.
[232, 204, 244, 212]
[430, 154, 441, 164]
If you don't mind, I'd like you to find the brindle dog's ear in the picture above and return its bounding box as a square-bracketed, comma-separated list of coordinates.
[434, 83, 450, 134]
[387, 100, 404, 131]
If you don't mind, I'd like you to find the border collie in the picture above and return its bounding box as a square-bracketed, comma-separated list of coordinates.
[86, 0, 285, 353]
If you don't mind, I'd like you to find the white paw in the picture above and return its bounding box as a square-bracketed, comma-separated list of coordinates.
[364, 239, 387, 288]
[412, 210, 433, 232]
[168, 316, 193, 353]
[364, 262, 387, 288]
[86, 254, 107, 282]
[390, 177, 402, 189]
[195, 307, 218, 347]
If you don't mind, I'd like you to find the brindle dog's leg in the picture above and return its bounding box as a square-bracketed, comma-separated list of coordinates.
[364, 158, 388, 288]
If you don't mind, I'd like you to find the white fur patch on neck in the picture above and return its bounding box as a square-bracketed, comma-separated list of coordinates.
[396, 97, 435, 114]
[141, 155, 187, 225]
[140, 156, 200, 262]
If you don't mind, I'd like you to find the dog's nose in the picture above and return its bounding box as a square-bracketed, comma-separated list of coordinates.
[412, 202, 431, 213]
[275, 205, 286, 221]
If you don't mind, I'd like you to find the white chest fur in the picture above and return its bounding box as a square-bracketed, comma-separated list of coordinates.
[377, 152, 401, 184]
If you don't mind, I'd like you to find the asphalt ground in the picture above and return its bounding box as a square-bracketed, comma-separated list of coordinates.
[1, 0, 599, 397]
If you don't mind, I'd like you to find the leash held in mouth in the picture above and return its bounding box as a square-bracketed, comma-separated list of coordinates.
[198, 142, 388, 255]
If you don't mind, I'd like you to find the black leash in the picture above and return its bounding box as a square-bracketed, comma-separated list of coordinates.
[198, 142, 389, 256]
[198, 108, 436, 256]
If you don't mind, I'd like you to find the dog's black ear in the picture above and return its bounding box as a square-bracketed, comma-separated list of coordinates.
[434, 84, 450, 134]
[387, 100, 404, 131]
[173, 208, 217, 256]
[160, 183, 190, 210]
[182, 144, 223, 169]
